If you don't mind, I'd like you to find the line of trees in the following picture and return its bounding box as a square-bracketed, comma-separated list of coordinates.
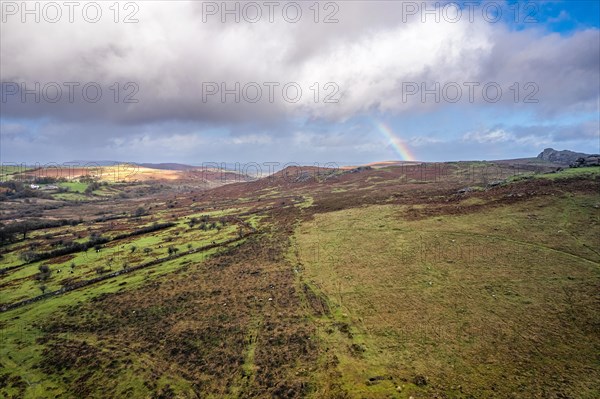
[112, 222, 175, 240]
[20, 234, 109, 264]
[0, 219, 82, 245]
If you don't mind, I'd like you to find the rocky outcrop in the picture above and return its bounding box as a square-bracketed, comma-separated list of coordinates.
[537, 148, 597, 165]
[570, 156, 600, 168]
[294, 171, 312, 182]
[345, 166, 373, 174]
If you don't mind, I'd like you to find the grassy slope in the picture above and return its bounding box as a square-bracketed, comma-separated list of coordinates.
[0, 249, 220, 398]
[0, 230, 240, 399]
[295, 191, 600, 398]
[0, 199, 256, 398]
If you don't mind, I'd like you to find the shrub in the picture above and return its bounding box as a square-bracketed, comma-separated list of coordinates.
[84, 182, 101, 194]
[37, 264, 51, 281]
[20, 250, 38, 263]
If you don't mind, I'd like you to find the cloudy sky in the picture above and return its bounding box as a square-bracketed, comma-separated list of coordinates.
[1, 0, 599, 165]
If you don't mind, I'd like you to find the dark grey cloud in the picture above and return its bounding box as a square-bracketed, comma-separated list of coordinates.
[2, 1, 598, 127]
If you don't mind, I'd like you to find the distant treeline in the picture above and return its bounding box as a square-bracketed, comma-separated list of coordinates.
[0, 218, 82, 245]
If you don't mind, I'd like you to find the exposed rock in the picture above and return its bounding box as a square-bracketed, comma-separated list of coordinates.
[570, 156, 600, 168]
[294, 171, 312, 182]
[537, 148, 597, 165]
[345, 166, 373, 174]
[413, 375, 427, 386]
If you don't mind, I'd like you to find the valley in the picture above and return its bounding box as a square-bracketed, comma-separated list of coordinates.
[1, 160, 598, 398]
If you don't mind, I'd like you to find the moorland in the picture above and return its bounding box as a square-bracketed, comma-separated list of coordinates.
[0, 156, 598, 398]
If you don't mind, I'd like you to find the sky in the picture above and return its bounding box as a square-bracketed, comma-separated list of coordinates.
[1, 0, 599, 165]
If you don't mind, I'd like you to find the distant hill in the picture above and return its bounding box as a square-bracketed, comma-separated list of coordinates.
[65, 160, 123, 167]
[137, 163, 198, 171]
[537, 148, 597, 165]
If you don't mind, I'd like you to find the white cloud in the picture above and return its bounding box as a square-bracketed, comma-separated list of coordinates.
[0, 123, 28, 139]
[462, 129, 513, 143]
[409, 136, 444, 147]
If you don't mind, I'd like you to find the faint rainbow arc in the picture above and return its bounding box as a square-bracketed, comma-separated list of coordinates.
[373, 121, 416, 161]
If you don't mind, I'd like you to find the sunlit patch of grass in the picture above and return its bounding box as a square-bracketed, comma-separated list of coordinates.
[0, 166, 34, 181]
[58, 181, 88, 193]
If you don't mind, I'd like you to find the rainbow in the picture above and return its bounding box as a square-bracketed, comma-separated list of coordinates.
[373, 121, 417, 161]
